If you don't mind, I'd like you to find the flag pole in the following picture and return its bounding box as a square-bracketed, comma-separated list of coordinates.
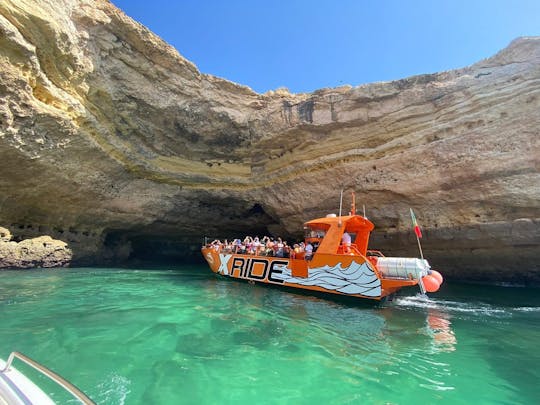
[416, 231, 424, 260]
[338, 189, 343, 227]
[410, 208, 424, 260]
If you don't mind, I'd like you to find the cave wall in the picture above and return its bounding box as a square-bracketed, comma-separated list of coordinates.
[0, 1, 538, 281]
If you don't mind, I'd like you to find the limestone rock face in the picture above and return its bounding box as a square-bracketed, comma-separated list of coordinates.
[0, 228, 72, 268]
[0, 227, 11, 242]
[0, 0, 538, 281]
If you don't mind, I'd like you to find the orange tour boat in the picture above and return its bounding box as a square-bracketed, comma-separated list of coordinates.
[201, 194, 443, 302]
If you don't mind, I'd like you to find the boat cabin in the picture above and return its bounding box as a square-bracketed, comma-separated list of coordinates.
[304, 214, 374, 257]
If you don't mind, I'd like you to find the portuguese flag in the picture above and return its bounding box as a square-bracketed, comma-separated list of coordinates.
[410, 208, 423, 239]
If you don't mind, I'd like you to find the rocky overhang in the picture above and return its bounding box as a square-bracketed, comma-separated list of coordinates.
[0, 0, 538, 282]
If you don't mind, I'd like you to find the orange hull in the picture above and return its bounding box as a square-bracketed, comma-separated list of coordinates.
[202, 247, 419, 301]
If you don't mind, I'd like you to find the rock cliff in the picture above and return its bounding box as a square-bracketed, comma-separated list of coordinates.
[0, 0, 538, 282]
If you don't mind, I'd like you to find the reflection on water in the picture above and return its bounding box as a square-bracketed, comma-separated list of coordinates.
[390, 294, 458, 352]
[203, 275, 460, 393]
[427, 309, 457, 352]
[207, 276, 461, 353]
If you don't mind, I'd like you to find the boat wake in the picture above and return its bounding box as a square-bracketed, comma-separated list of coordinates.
[393, 294, 538, 318]
[513, 306, 540, 312]
[273, 261, 381, 297]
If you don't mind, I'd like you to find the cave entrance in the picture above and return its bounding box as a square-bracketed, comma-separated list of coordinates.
[101, 202, 287, 265]
[103, 230, 204, 265]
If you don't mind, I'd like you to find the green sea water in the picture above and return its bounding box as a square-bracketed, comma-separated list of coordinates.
[0, 266, 539, 404]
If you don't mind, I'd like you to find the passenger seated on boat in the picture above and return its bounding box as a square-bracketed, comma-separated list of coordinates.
[253, 236, 262, 255]
[260, 236, 269, 256]
[229, 239, 238, 253]
[342, 232, 352, 254]
[283, 242, 291, 258]
[291, 243, 299, 259]
[243, 236, 254, 254]
[237, 242, 247, 254]
[222, 239, 232, 253]
[265, 237, 275, 256]
[275, 237, 285, 257]
[305, 242, 313, 260]
[211, 239, 222, 252]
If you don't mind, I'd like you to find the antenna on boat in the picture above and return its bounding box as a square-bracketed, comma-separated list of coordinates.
[351, 191, 356, 215]
[338, 189, 343, 227]
[363, 204, 366, 218]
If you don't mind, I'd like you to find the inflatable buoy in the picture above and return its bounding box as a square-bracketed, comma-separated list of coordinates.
[431, 270, 443, 285]
[422, 275, 440, 292]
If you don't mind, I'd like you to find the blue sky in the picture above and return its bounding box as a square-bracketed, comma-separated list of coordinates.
[111, 0, 540, 94]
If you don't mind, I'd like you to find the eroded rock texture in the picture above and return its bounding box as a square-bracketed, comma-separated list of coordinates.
[0, 226, 72, 268]
[0, 1, 538, 281]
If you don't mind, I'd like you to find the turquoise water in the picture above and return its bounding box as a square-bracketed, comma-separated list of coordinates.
[0, 267, 539, 404]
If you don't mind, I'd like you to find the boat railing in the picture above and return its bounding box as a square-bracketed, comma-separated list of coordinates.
[366, 249, 385, 257]
[2, 351, 95, 404]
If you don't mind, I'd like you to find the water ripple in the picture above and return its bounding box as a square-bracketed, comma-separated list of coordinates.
[1, 268, 539, 404]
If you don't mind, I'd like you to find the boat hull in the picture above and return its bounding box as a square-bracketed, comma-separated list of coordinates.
[202, 247, 419, 301]
[1, 358, 55, 405]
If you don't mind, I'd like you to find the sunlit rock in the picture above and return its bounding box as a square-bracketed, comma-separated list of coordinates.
[0, 0, 538, 280]
[0, 228, 72, 268]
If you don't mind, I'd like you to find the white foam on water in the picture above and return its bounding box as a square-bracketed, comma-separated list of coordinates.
[513, 306, 540, 312]
[394, 294, 510, 317]
[95, 373, 131, 405]
[394, 295, 439, 309]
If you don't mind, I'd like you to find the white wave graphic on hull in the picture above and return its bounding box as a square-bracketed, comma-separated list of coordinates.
[273, 261, 381, 297]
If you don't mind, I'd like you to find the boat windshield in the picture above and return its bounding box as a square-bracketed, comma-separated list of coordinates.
[304, 227, 326, 239]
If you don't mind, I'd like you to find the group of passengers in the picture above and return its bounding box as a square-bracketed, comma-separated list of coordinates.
[208, 236, 316, 259]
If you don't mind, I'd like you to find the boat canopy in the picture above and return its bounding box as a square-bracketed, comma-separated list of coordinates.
[304, 215, 374, 255]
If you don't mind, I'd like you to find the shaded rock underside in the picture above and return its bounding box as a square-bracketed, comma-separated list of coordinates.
[0, 1, 539, 282]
